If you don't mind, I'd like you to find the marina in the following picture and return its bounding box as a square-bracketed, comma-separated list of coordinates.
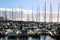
[0, 0, 60, 40]
[0, 21, 60, 40]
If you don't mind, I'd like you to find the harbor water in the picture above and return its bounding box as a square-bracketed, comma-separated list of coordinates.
[0, 35, 56, 40]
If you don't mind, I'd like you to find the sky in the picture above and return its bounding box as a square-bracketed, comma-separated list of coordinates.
[0, 0, 60, 22]
[0, 0, 60, 11]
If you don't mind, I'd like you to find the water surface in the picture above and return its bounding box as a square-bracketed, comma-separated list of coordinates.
[0, 35, 56, 40]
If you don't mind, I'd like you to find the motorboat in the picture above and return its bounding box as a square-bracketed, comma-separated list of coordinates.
[5, 29, 17, 38]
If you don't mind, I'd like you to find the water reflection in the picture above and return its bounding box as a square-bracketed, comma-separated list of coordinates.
[0, 36, 56, 40]
[8, 38, 17, 40]
[19, 37, 28, 40]
[40, 35, 46, 40]
[28, 35, 56, 40]
[28, 37, 33, 40]
[33, 37, 40, 40]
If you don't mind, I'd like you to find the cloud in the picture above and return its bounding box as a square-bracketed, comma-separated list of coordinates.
[0, 8, 34, 14]
[0, 8, 59, 22]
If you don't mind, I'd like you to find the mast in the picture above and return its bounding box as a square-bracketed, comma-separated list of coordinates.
[10, 9, 12, 20]
[36, 6, 38, 22]
[39, 7, 40, 22]
[32, 7, 33, 21]
[19, 7, 20, 21]
[57, 3, 59, 23]
[17, 9, 19, 21]
[0, 10, 2, 20]
[49, 3, 52, 23]
[21, 6, 23, 21]
[1, 10, 5, 18]
[4, 10, 7, 20]
[27, 10, 29, 21]
[12, 8, 13, 20]
[44, 2, 46, 23]
[15, 8, 17, 21]
[38, 6, 40, 22]
[43, 2, 46, 22]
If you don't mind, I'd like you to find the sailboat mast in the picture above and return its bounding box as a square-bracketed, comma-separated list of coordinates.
[27, 10, 29, 21]
[39, 7, 40, 22]
[32, 7, 33, 21]
[57, 3, 60, 23]
[21, 6, 23, 21]
[49, 3, 53, 23]
[44, 2, 46, 23]
[36, 6, 38, 22]
[5, 10, 7, 20]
